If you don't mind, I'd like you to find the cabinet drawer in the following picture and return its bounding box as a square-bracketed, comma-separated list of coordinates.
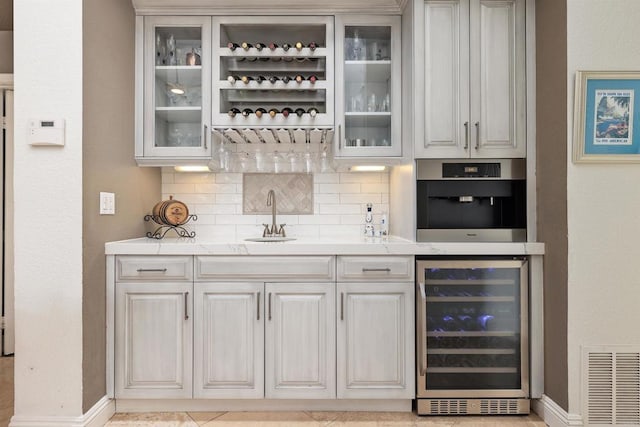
[337, 256, 414, 282]
[116, 256, 193, 282]
[195, 256, 335, 282]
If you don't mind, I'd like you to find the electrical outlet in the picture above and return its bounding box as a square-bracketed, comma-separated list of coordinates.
[100, 192, 115, 215]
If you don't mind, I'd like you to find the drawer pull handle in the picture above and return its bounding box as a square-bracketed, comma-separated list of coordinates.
[268, 293, 272, 321]
[362, 268, 391, 273]
[136, 268, 168, 273]
[184, 292, 189, 321]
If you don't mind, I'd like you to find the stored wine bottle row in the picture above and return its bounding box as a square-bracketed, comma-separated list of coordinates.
[228, 107, 319, 118]
[227, 41, 320, 51]
[227, 75, 319, 84]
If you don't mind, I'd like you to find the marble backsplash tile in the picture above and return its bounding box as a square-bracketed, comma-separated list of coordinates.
[160, 168, 389, 240]
[243, 173, 313, 215]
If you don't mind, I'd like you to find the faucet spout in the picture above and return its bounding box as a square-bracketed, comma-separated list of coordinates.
[266, 189, 278, 235]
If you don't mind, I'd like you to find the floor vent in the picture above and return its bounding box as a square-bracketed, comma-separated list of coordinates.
[419, 399, 529, 415]
[584, 346, 640, 426]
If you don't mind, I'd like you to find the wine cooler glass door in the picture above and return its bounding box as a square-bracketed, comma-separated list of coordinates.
[336, 16, 401, 157]
[417, 259, 529, 398]
[145, 16, 211, 158]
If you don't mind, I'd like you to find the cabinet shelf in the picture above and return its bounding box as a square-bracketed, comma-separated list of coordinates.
[426, 296, 515, 303]
[155, 66, 202, 86]
[345, 61, 391, 83]
[427, 348, 516, 355]
[427, 279, 516, 286]
[220, 47, 328, 58]
[225, 63, 326, 74]
[221, 81, 329, 91]
[155, 107, 202, 123]
[345, 112, 391, 127]
[427, 331, 516, 337]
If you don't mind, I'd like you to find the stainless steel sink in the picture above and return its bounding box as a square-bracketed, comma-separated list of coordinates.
[244, 237, 297, 242]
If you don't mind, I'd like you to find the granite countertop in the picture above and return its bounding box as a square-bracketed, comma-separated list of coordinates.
[105, 236, 544, 256]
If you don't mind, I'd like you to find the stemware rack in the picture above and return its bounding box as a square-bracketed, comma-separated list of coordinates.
[212, 127, 333, 145]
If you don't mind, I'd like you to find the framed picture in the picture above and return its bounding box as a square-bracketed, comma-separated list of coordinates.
[573, 71, 640, 163]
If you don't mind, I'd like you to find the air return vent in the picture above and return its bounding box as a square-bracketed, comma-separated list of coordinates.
[421, 399, 529, 415]
[584, 346, 640, 426]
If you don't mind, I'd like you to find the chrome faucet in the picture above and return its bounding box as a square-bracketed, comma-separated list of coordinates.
[263, 189, 286, 237]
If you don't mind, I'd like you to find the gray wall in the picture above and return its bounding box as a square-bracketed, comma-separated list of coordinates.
[82, 0, 161, 411]
[536, 0, 568, 411]
[0, 0, 12, 73]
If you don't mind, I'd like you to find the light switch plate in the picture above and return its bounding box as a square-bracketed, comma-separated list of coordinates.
[100, 192, 115, 215]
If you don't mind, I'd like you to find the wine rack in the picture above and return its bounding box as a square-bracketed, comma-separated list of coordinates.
[212, 16, 334, 128]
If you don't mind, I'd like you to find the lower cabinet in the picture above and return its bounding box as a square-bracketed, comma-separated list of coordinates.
[193, 281, 335, 399]
[115, 282, 193, 399]
[337, 282, 414, 399]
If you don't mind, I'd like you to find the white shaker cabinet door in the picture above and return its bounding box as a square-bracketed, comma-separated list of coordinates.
[419, 0, 470, 159]
[470, 0, 526, 158]
[193, 282, 264, 398]
[115, 282, 192, 399]
[265, 282, 336, 399]
[337, 282, 414, 399]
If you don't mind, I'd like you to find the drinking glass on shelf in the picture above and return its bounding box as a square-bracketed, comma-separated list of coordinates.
[155, 33, 166, 65]
[166, 34, 177, 66]
[367, 93, 377, 112]
[351, 30, 365, 61]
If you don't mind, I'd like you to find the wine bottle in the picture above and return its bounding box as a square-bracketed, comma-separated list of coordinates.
[281, 107, 293, 118]
[241, 42, 253, 51]
[246, 57, 258, 62]
[308, 107, 319, 117]
[255, 75, 267, 84]
[308, 75, 318, 84]
[255, 107, 267, 118]
[268, 76, 280, 84]
[241, 108, 253, 117]
[258, 57, 270, 62]
[308, 41, 318, 51]
[268, 108, 279, 118]
[227, 42, 240, 51]
[281, 76, 292, 84]
[294, 74, 304, 84]
[255, 42, 266, 51]
[228, 107, 241, 117]
[268, 42, 279, 51]
[295, 108, 306, 117]
[282, 57, 294, 63]
[241, 76, 254, 84]
[270, 56, 282, 63]
[282, 43, 291, 51]
[227, 75, 241, 84]
[294, 41, 304, 51]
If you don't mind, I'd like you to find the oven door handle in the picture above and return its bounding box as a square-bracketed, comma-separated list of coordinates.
[417, 281, 427, 376]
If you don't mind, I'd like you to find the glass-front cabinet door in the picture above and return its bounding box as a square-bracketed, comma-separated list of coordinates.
[416, 258, 529, 399]
[335, 15, 401, 158]
[140, 16, 211, 161]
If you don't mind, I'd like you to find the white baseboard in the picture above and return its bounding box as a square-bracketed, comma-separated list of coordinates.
[532, 395, 584, 427]
[9, 396, 114, 427]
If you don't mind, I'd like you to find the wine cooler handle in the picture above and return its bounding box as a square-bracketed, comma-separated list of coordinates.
[463, 121, 469, 149]
[203, 124, 208, 150]
[340, 292, 344, 321]
[184, 292, 189, 321]
[257, 291, 261, 321]
[268, 292, 272, 321]
[418, 282, 427, 376]
[474, 122, 480, 150]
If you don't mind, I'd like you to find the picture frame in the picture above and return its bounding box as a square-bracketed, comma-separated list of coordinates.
[573, 71, 640, 163]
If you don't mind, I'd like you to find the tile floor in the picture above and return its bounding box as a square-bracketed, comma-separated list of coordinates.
[1, 357, 547, 427]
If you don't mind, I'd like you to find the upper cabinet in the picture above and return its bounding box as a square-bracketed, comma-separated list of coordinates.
[136, 16, 212, 165]
[335, 15, 402, 158]
[416, 0, 526, 159]
[212, 16, 334, 129]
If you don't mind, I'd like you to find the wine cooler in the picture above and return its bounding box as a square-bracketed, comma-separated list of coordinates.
[415, 258, 530, 415]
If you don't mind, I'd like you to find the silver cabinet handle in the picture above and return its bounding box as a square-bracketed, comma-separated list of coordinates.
[184, 292, 189, 321]
[337, 124, 342, 150]
[203, 124, 208, 149]
[136, 268, 167, 273]
[463, 121, 469, 149]
[268, 293, 272, 321]
[474, 122, 480, 149]
[340, 292, 344, 321]
[362, 268, 391, 273]
[418, 282, 427, 376]
[257, 291, 260, 321]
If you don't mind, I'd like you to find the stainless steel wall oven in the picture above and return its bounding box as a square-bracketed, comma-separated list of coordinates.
[416, 159, 527, 242]
[416, 257, 530, 415]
